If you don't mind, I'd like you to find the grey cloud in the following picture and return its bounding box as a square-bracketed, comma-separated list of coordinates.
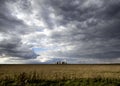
[97, 0, 120, 20]
[48, 0, 99, 23]
[0, 35, 37, 59]
[0, 0, 37, 59]
[1, 0, 120, 63]
[40, 0, 120, 62]
[0, 1, 28, 35]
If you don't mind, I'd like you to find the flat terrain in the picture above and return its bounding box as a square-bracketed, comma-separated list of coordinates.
[0, 64, 120, 79]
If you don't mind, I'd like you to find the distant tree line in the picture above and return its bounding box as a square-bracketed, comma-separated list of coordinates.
[56, 61, 67, 64]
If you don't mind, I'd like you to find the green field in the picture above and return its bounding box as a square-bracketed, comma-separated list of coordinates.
[0, 64, 120, 86]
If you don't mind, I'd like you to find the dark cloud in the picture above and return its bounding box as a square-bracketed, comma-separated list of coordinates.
[0, 35, 37, 59]
[42, 0, 120, 62]
[97, 1, 120, 19]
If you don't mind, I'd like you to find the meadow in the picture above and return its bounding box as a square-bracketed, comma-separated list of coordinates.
[0, 64, 120, 86]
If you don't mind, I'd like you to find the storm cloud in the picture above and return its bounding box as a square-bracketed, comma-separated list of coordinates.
[0, 0, 120, 64]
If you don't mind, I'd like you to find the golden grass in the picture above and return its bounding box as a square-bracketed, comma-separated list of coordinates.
[0, 64, 120, 80]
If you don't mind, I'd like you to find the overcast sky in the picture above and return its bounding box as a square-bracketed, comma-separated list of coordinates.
[0, 0, 120, 64]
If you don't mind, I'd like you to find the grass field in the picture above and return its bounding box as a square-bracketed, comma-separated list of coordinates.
[0, 64, 120, 86]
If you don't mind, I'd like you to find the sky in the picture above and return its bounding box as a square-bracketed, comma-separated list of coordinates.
[0, 0, 120, 64]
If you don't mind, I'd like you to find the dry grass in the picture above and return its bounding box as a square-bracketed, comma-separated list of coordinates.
[0, 64, 120, 80]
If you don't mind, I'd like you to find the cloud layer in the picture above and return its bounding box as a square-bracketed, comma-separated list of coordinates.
[0, 0, 120, 64]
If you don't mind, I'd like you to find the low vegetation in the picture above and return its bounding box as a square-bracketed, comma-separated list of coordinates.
[0, 64, 120, 86]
